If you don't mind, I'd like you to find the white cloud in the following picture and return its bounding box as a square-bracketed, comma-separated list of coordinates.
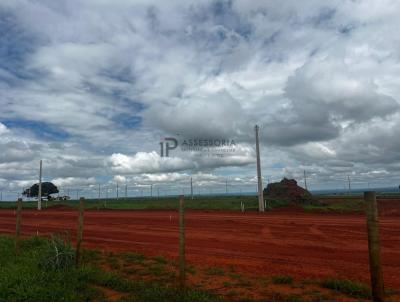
[110, 152, 193, 174]
[52, 177, 97, 187]
[0, 123, 8, 135]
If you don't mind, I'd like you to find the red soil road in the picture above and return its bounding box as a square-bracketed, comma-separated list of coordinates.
[0, 202, 399, 289]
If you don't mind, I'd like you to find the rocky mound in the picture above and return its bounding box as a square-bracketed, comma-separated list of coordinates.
[264, 178, 312, 203]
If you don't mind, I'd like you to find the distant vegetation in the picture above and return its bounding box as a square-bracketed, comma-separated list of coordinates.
[0, 195, 261, 210]
[1, 194, 399, 212]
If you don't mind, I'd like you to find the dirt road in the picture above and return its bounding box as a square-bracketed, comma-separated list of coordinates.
[0, 203, 399, 288]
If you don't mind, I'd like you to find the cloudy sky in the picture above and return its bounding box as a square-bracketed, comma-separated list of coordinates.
[1, 0, 400, 198]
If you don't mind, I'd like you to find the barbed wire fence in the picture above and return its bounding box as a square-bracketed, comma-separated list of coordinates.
[1, 173, 399, 202]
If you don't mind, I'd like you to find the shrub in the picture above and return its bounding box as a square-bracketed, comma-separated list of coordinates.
[39, 234, 75, 271]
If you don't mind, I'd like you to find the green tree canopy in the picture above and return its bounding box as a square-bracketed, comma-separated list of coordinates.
[23, 182, 59, 199]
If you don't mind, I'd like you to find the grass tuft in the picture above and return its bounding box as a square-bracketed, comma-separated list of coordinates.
[272, 275, 293, 285]
[320, 278, 371, 299]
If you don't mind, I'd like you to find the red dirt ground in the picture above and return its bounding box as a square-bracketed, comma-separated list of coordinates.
[0, 200, 399, 289]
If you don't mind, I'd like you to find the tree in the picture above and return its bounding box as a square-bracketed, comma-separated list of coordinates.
[23, 182, 59, 200]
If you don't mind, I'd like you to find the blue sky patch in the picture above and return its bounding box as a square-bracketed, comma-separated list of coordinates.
[113, 114, 142, 129]
[0, 10, 43, 82]
[2, 119, 70, 141]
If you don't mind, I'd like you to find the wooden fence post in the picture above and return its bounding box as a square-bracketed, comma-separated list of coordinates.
[179, 195, 186, 290]
[365, 191, 385, 302]
[75, 197, 85, 267]
[15, 198, 22, 254]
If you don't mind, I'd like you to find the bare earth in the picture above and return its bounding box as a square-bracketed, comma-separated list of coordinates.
[0, 200, 399, 289]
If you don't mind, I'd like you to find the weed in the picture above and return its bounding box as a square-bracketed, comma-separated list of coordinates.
[272, 275, 293, 285]
[121, 251, 146, 264]
[204, 267, 225, 276]
[153, 255, 167, 264]
[320, 278, 371, 299]
[229, 272, 243, 280]
[81, 249, 102, 264]
[235, 278, 252, 287]
[148, 264, 165, 276]
[186, 265, 196, 275]
[39, 234, 75, 271]
[106, 256, 121, 270]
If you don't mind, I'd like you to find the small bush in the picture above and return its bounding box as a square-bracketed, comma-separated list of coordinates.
[321, 278, 371, 299]
[39, 235, 75, 271]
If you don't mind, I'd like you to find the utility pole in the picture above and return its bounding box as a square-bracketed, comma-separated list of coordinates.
[38, 159, 42, 210]
[225, 179, 228, 194]
[116, 182, 119, 200]
[157, 187, 160, 199]
[179, 195, 186, 290]
[98, 184, 101, 199]
[75, 197, 85, 268]
[304, 170, 308, 190]
[125, 183, 128, 198]
[190, 177, 193, 200]
[365, 192, 385, 302]
[150, 184, 153, 197]
[348, 175, 351, 194]
[255, 125, 264, 212]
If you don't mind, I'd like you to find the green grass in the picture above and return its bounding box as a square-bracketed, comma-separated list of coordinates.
[0, 200, 63, 209]
[320, 278, 371, 299]
[2, 193, 399, 211]
[0, 236, 104, 302]
[302, 200, 364, 212]
[0, 235, 225, 302]
[0, 195, 261, 210]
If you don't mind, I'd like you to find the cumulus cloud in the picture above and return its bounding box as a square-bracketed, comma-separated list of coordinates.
[52, 177, 96, 187]
[262, 58, 399, 146]
[109, 144, 254, 174]
[0, 123, 8, 135]
[110, 152, 193, 174]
